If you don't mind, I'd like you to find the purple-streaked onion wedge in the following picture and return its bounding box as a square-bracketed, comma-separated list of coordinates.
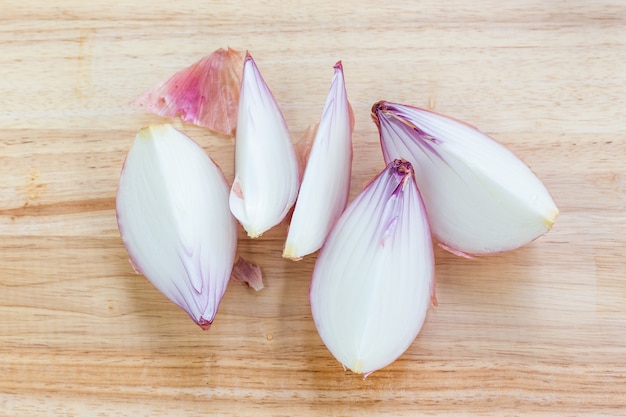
[372, 101, 559, 256]
[310, 159, 435, 376]
[116, 124, 237, 329]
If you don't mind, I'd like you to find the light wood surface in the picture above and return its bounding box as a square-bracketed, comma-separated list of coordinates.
[1, 1, 625, 415]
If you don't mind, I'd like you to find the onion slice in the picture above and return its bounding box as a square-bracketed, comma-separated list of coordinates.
[116, 124, 237, 329]
[372, 101, 559, 256]
[284, 61, 353, 260]
[310, 159, 434, 376]
[229, 53, 300, 238]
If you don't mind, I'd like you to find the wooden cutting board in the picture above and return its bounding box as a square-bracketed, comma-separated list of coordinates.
[1, 0, 625, 415]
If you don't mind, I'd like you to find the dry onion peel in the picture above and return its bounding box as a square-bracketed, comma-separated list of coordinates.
[294, 123, 319, 180]
[229, 52, 300, 238]
[133, 47, 244, 136]
[310, 159, 434, 376]
[372, 101, 559, 256]
[116, 124, 237, 329]
[284, 61, 353, 260]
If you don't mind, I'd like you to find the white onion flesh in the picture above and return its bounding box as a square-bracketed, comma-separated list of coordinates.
[116, 124, 237, 329]
[229, 53, 300, 238]
[310, 160, 434, 376]
[373, 101, 559, 256]
[284, 61, 353, 260]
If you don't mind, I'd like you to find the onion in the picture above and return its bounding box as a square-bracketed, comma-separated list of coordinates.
[284, 61, 353, 260]
[372, 101, 559, 256]
[116, 124, 237, 329]
[229, 53, 300, 238]
[310, 159, 435, 376]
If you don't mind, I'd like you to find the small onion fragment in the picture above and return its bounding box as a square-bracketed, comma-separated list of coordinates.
[133, 47, 244, 136]
[310, 159, 434, 376]
[284, 61, 353, 260]
[116, 124, 237, 329]
[231, 257, 264, 291]
[229, 52, 300, 238]
[372, 101, 559, 256]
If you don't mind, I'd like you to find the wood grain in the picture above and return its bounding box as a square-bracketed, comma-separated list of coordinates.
[1, 0, 625, 415]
